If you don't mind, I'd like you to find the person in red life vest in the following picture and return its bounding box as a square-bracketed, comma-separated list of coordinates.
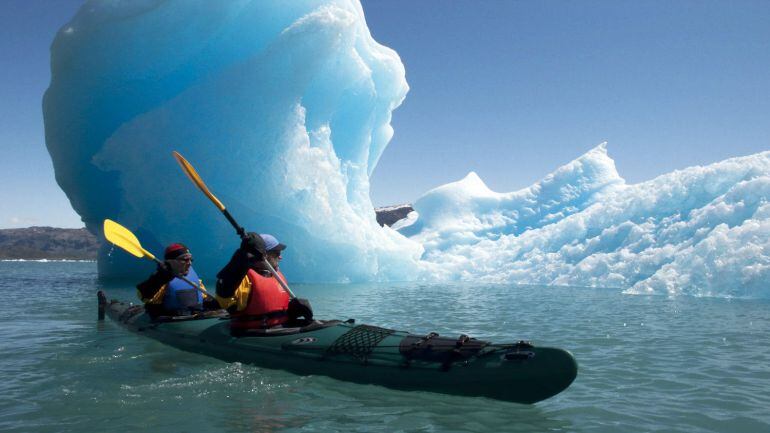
[215, 233, 313, 332]
[136, 243, 219, 317]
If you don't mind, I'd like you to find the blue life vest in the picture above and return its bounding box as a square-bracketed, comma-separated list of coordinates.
[162, 267, 203, 311]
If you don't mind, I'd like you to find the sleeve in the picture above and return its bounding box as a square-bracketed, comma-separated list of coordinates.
[216, 277, 251, 311]
[216, 248, 251, 298]
[136, 284, 168, 304]
[137, 268, 174, 303]
[215, 277, 251, 311]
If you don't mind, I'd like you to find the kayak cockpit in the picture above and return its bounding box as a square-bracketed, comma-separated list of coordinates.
[99, 290, 347, 337]
[229, 319, 346, 337]
[152, 309, 230, 322]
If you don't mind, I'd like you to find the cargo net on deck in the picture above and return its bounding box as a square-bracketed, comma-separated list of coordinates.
[325, 325, 395, 364]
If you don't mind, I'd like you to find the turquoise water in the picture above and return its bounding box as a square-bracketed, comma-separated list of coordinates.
[1, 261, 769, 433]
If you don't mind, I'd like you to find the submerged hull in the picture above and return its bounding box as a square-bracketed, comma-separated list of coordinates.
[98, 291, 577, 404]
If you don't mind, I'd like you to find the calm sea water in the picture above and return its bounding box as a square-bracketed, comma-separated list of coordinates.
[1, 261, 769, 433]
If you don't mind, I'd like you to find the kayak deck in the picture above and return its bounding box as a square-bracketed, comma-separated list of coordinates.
[98, 291, 577, 404]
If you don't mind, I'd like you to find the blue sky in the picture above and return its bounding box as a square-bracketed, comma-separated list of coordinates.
[1, 0, 769, 228]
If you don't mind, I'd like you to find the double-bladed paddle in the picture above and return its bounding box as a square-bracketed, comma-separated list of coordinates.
[171, 151, 296, 298]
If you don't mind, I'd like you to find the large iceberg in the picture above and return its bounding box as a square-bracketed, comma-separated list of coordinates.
[44, 0, 422, 281]
[406, 144, 770, 298]
[45, 1, 770, 298]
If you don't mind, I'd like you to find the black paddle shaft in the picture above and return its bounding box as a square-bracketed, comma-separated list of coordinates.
[223, 209, 246, 238]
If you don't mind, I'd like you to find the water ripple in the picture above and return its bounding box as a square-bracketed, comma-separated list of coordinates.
[1, 263, 769, 432]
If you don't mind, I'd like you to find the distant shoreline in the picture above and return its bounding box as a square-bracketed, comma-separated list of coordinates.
[0, 226, 99, 261]
[0, 205, 413, 261]
[0, 259, 96, 263]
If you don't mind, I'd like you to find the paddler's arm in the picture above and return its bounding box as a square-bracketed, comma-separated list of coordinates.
[136, 263, 175, 302]
[215, 248, 250, 298]
[216, 233, 265, 297]
[215, 277, 252, 311]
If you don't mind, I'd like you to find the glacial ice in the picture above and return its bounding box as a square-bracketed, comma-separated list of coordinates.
[44, 1, 770, 298]
[44, 0, 422, 281]
[405, 143, 770, 298]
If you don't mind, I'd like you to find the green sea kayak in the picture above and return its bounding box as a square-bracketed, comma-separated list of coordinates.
[97, 291, 577, 404]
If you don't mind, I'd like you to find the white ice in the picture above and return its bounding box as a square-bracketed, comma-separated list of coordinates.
[405, 144, 770, 298]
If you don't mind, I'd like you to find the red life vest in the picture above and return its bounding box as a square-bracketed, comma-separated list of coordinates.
[230, 269, 290, 329]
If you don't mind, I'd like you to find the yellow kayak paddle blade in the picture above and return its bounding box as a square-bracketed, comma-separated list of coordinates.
[172, 151, 226, 211]
[103, 219, 156, 261]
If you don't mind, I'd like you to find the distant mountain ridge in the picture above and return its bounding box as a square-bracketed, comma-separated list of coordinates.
[0, 227, 99, 260]
[0, 205, 414, 260]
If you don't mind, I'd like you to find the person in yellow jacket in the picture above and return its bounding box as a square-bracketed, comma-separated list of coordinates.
[215, 233, 312, 332]
[136, 243, 218, 317]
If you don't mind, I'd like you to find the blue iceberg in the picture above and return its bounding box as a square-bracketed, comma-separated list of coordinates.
[44, 1, 770, 298]
[44, 0, 422, 281]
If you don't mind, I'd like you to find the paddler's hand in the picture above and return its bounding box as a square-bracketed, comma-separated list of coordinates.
[160, 259, 185, 277]
[240, 232, 266, 259]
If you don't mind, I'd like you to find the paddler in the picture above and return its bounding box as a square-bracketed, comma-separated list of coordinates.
[136, 243, 218, 317]
[215, 233, 313, 333]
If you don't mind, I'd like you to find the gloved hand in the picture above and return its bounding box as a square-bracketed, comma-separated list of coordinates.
[288, 298, 314, 321]
[159, 259, 185, 278]
[240, 232, 266, 258]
